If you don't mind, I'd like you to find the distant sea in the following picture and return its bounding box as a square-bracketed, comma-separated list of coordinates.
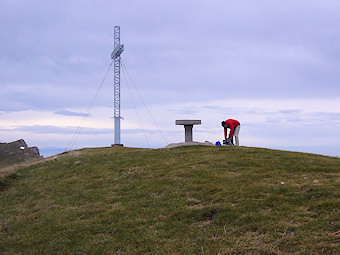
[273, 145, 340, 158]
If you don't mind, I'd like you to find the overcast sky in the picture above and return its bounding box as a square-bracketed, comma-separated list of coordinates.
[1, 0, 340, 157]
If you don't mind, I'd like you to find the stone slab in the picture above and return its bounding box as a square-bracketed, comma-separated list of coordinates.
[165, 141, 213, 149]
[176, 120, 201, 125]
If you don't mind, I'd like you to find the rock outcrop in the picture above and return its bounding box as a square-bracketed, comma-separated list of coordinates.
[0, 139, 42, 165]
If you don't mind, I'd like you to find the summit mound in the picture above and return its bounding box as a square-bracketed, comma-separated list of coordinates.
[0, 146, 339, 254]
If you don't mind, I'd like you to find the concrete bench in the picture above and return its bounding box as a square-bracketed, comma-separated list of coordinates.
[176, 120, 201, 142]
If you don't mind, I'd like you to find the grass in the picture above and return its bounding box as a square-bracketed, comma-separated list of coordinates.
[0, 146, 340, 254]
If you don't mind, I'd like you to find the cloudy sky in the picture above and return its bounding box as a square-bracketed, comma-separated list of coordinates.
[1, 0, 340, 157]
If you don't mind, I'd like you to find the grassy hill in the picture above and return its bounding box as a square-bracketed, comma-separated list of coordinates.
[0, 146, 339, 254]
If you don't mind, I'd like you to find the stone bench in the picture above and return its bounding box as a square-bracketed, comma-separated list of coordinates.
[176, 120, 201, 142]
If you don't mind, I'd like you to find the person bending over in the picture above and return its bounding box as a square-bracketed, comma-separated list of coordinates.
[221, 119, 240, 146]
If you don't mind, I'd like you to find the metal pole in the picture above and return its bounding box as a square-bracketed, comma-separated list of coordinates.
[113, 26, 123, 146]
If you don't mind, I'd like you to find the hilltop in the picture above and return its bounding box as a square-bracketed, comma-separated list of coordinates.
[0, 146, 339, 254]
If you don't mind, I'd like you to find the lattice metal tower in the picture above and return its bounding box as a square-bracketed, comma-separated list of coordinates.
[111, 26, 124, 146]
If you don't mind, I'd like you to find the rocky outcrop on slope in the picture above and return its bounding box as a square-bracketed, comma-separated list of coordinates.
[0, 139, 42, 166]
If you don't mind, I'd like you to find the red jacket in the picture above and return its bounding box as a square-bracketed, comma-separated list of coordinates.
[224, 119, 240, 138]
